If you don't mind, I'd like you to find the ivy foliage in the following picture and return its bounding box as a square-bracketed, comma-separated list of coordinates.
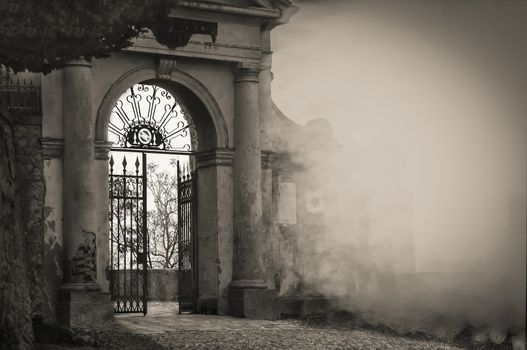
[0, 0, 172, 73]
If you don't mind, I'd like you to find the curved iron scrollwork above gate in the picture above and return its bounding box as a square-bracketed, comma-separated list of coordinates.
[109, 84, 198, 152]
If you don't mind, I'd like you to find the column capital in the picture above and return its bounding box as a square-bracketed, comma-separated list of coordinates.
[196, 148, 234, 169]
[65, 58, 92, 68]
[94, 140, 114, 160]
[234, 63, 261, 83]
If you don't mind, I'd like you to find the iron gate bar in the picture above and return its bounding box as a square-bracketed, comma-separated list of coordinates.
[177, 161, 197, 313]
[109, 152, 148, 314]
[142, 152, 148, 315]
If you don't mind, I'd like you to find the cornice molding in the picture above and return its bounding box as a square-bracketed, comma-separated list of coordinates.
[172, 1, 280, 19]
[197, 148, 234, 168]
[41, 138, 64, 159]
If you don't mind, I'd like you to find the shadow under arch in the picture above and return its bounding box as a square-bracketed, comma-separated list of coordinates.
[95, 64, 229, 151]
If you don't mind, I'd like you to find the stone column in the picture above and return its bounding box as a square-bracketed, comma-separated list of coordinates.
[229, 64, 278, 319]
[58, 59, 112, 327]
[231, 65, 265, 289]
[62, 59, 97, 285]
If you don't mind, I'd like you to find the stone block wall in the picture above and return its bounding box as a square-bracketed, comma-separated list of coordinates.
[148, 269, 179, 301]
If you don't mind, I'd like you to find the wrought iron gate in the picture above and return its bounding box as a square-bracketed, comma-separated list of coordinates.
[109, 152, 148, 314]
[177, 163, 197, 313]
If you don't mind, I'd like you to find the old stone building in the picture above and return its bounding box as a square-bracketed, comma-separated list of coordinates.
[1, 1, 342, 348]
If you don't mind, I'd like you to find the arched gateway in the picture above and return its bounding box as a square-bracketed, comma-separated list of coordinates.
[98, 65, 231, 314]
[37, 1, 310, 327]
[104, 80, 200, 315]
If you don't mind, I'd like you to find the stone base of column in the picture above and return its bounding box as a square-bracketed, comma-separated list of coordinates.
[228, 288, 279, 320]
[56, 283, 113, 328]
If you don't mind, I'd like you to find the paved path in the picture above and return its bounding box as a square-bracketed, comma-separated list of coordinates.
[39, 302, 512, 350]
[69, 302, 470, 350]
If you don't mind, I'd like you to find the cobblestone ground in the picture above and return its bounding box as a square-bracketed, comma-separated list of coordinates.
[35, 302, 504, 350]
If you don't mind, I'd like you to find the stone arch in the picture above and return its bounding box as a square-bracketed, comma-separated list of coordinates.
[95, 64, 229, 150]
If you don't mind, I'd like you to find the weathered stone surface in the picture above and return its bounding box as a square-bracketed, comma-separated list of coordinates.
[279, 297, 332, 318]
[0, 108, 34, 349]
[56, 289, 113, 328]
[229, 288, 279, 320]
[13, 116, 46, 319]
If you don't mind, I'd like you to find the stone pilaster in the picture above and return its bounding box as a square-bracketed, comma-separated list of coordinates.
[58, 59, 112, 327]
[259, 29, 274, 150]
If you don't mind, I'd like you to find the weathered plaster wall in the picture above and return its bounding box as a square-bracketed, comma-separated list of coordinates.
[0, 108, 34, 349]
[91, 53, 156, 120]
[42, 158, 63, 319]
[41, 70, 63, 139]
[94, 158, 110, 292]
[216, 165, 233, 314]
[13, 117, 46, 317]
[41, 71, 65, 320]
[196, 165, 219, 309]
[176, 59, 235, 149]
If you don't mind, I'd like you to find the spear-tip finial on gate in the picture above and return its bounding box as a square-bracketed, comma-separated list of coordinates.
[135, 156, 140, 173]
[122, 156, 127, 171]
[109, 155, 114, 170]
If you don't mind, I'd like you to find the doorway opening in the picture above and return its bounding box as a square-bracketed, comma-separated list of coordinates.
[107, 82, 198, 315]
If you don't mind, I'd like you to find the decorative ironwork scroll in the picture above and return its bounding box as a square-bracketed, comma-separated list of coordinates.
[151, 18, 218, 49]
[109, 84, 198, 152]
[109, 153, 148, 314]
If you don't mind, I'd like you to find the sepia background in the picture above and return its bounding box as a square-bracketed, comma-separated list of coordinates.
[271, 0, 526, 334]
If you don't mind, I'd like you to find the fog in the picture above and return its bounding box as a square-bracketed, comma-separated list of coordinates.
[271, 0, 526, 339]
